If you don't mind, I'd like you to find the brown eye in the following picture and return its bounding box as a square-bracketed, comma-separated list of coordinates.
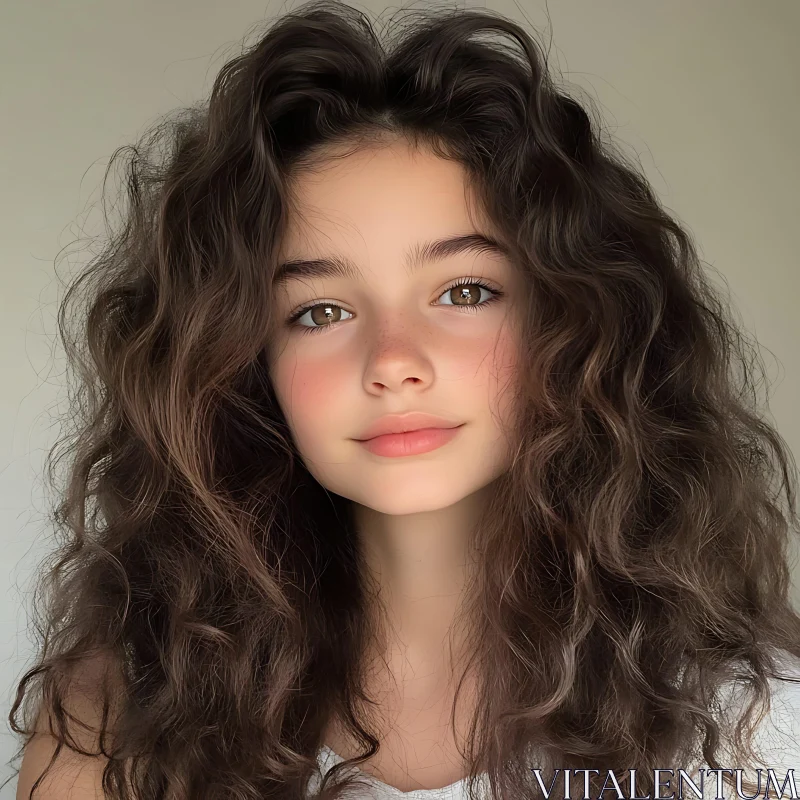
[286, 278, 504, 337]
[309, 304, 348, 326]
[446, 284, 483, 306]
[436, 280, 499, 309]
[287, 302, 354, 334]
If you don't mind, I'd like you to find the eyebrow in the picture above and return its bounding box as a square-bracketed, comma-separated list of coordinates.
[272, 232, 509, 287]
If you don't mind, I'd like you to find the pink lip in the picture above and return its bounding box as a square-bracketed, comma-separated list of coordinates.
[357, 425, 464, 457]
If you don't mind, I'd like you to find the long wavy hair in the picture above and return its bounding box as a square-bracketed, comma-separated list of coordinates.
[7, 2, 800, 798]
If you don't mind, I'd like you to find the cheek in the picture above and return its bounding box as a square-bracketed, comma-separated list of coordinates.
[468, 325, 520, 428]
[445, 326, 519, 395]
[272, 348, 353, 445]
[494, 327, 520, 382]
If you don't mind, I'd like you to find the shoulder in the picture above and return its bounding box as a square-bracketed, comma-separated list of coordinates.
[16, 651, 129, 800]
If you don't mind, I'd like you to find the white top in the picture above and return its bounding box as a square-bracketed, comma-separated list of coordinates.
[311, 744, 490, 799]
[305, 654, 800, 798]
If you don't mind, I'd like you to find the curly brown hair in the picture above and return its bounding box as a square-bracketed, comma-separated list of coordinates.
[7, 1, 800, 798]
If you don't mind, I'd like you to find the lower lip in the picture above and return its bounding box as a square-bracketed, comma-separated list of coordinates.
[357, 425, 464, 457]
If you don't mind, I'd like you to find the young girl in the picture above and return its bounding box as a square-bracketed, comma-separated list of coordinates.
[9, 2, 800, 798]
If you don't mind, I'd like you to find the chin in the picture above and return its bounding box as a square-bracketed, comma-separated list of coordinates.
[351, 485, 474, 516]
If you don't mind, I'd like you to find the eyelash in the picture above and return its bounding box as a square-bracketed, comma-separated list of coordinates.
[285, 276, 505, 336]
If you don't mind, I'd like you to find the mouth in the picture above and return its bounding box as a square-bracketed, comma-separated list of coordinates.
[355, 424, 465, 457]
[357, 424, 460, 441]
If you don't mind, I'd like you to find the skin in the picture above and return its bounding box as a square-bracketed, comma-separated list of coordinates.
[267, 136, 522, 790]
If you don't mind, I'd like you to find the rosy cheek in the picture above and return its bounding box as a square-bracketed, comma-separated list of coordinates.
[469, 327, 520, 417]
[441, 326, 518, 384]
[275, 349, 349, 428]
[494, 328, 519, 377]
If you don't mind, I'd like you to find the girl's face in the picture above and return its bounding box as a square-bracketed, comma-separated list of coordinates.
[268, 138, 521, 515]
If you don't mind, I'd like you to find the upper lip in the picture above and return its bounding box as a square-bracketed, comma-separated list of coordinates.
[354, 412, 463, 441]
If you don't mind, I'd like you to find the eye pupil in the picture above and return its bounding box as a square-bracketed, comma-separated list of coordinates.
[452, 285, 480, 304]
[310, 304, 341, 325]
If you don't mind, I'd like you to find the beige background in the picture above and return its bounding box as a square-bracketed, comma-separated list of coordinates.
[1, 1, 798, 793]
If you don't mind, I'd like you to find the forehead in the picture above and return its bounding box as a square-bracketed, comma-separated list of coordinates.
[281, 140, 486, 256]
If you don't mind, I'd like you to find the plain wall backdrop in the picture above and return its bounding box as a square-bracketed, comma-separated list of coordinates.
[1, 0, 798, 794]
